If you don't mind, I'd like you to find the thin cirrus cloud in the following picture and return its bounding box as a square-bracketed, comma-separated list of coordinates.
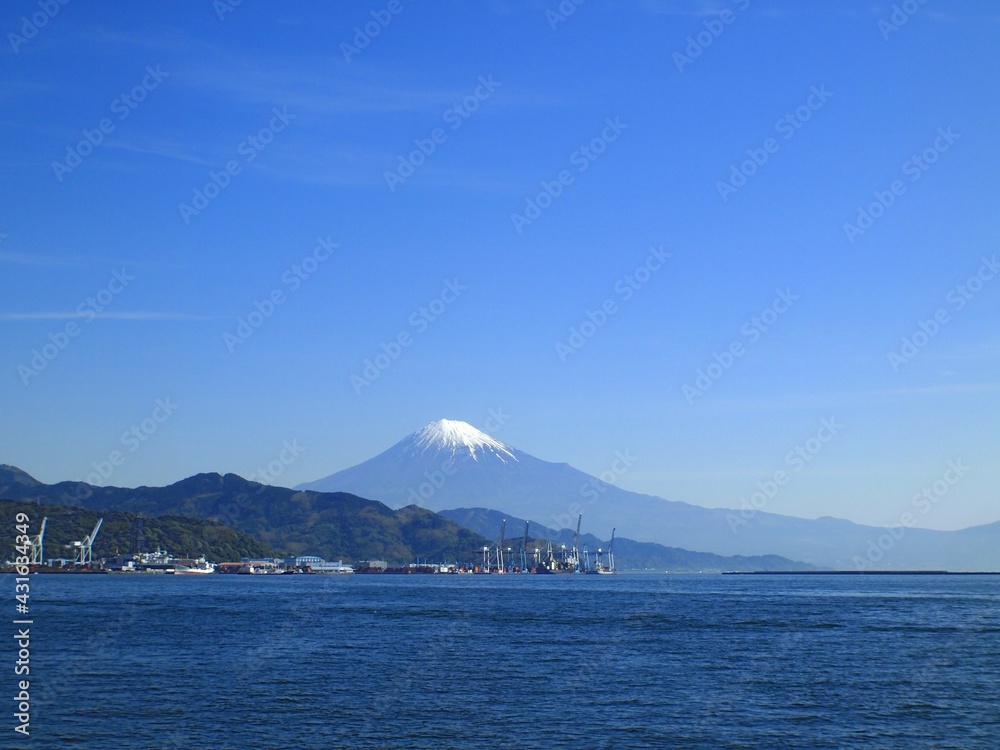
[0, 251, 120, 269]
[100, 139, 222, 169]
[59, 24, 491, 118]
[0, 251, 196, 272]
[0, 311, 221, 321]
[156, 61, 535, 188]
[182, 59, 489, 118]
[687, 382, 1000, 413]
[639, 0, 744, 17]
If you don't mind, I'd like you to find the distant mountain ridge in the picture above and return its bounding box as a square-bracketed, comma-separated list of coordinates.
[297, 419, 1000, 571]
[0, 464, 40, 490]
[0, 465, 823, 571]
[439, 507, 823, 573]
[0, 466, 491, 564]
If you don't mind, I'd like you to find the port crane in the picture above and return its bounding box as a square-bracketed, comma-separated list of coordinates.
[571, 514, 582, 572]
[29, 517, 47, 565]
[495, 518, 506, 573]
[520, 520, 529, 571]
[607, 528, 616, 573]
[68, 518, 103, 566]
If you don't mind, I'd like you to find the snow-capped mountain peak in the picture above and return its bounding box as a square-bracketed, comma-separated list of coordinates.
[409, 419, 517, 462]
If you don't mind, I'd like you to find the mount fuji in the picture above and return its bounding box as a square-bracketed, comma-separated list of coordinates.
[297, 419, 1000, 570]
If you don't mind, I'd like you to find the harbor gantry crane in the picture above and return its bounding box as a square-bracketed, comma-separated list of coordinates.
[495, 518, 506, 573]
[520, 520, 529, 571]
[607, 528, 616, 572]
[572, 513, 582, 571]
[29, 517, 47, 565]
[69, 518, 103, 566]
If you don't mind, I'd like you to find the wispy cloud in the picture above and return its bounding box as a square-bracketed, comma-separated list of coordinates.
[0, 252, 104, 268]
[639, 1, 857, 20]
[868, 5, 964, 24]
[72, 25, 208, 54]
[0, 251, 186, 270]
[102, 139, 220, 168]
[0, 311, 221, 321]
[183, 62, 496, 120]
[31, 24, 529, 118]
[696, 382, 1000, 412]
[640, 0, 746, 17]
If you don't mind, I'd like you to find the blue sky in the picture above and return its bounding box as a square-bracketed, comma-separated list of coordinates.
[2, 0, 998, 531]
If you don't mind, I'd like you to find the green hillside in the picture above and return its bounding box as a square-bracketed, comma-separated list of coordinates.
[0, 466, 494, 564]
[0, 500, 272, 563]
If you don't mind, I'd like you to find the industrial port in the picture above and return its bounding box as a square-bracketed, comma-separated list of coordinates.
[5, 514, 616, 576]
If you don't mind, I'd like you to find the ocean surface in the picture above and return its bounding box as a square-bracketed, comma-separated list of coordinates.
[14, 574, 1000, 749]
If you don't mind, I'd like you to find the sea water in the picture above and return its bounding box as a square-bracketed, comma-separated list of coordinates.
[15, 574, 1000, 749]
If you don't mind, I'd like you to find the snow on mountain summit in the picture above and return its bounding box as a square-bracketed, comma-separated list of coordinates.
[409, 419, 517, 462]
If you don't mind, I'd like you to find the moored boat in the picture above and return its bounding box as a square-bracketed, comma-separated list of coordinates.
[171, 557, 216, 574]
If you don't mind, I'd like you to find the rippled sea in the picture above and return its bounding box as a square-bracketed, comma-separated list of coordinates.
[15, 574, 1000, 749]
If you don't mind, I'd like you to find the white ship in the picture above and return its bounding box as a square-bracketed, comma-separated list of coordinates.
[171, 556, 216, 574]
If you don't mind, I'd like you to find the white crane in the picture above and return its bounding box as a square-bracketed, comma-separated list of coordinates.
[607, 528, 616, 573]
[571, 513, 582, 571]
[69, 518, 103, 566]
[29, 517, 47, 565]
[495, 518, 506, 573]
